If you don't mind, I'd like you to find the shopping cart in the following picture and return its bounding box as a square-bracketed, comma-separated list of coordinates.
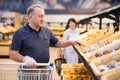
[0, 62, 53, 80]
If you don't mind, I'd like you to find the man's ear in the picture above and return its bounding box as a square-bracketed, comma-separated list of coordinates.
[28, 14, 32, 19]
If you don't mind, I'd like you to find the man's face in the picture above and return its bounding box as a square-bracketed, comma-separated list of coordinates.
[30, 7, 45, 27]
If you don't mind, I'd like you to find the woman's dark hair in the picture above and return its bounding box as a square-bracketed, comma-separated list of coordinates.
[65, 18, 77, 30]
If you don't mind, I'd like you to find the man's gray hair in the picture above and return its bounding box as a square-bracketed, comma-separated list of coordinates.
[27, 4, 44, 15]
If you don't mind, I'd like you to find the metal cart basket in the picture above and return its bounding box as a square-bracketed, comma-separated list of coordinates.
[0, 62, 53, 80]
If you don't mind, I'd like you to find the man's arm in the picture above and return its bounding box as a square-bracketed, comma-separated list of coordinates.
[9, 50, 37, 67]
[55, 40, 81, 48]
[9, 50, 24, 62]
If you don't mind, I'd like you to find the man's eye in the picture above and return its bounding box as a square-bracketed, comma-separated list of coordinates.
[38, 15, 44, 18]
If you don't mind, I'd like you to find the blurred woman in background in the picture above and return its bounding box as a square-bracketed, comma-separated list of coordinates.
[61, 18, 80, 63]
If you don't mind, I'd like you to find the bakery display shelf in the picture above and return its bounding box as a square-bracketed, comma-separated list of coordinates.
[72, 31, 118, 80]
[0, 55, 9, 58]
[0, 31, 14, 41]
[73, 32, 120, 80]
[72, 6, 120, 79]
[0, 44, 10, 58]
[0, 40, 11, 46]
[78, 5, 120, 31]
[90, 50, 120, 78]
[77, 32, 120, 63]
[73, 32, 120, 79]
[0, 26, 15, 43]
[47, 26, 65, 37]
[73, 46, 99, 80]
[101, 69, 120, 80]
[74, 29, 114, 54]
[84, 39, 120, 63]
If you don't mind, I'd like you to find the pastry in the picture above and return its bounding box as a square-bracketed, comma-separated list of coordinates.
[97, 65, 109, 72]
[103, 50, 110, 55]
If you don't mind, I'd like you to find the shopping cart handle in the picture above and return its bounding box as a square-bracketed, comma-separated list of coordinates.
[0, 62, 54, 67]
[37, 63, 54, 67]
[49, 63, 54, 67]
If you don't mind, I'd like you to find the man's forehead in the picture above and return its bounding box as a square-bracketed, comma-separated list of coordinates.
[34, 7, 45, 14]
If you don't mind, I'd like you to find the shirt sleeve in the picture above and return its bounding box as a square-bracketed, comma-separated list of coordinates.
[49, 30, 58, 45]
[10, 30, 22, 50]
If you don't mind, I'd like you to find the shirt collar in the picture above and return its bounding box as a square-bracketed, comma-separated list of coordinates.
[68, 28, 76, 33]
[26, 24, 42, 32]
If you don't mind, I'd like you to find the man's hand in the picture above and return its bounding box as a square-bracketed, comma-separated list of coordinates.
[23, 56, 37, 68]
[72, 40, 82, 46]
